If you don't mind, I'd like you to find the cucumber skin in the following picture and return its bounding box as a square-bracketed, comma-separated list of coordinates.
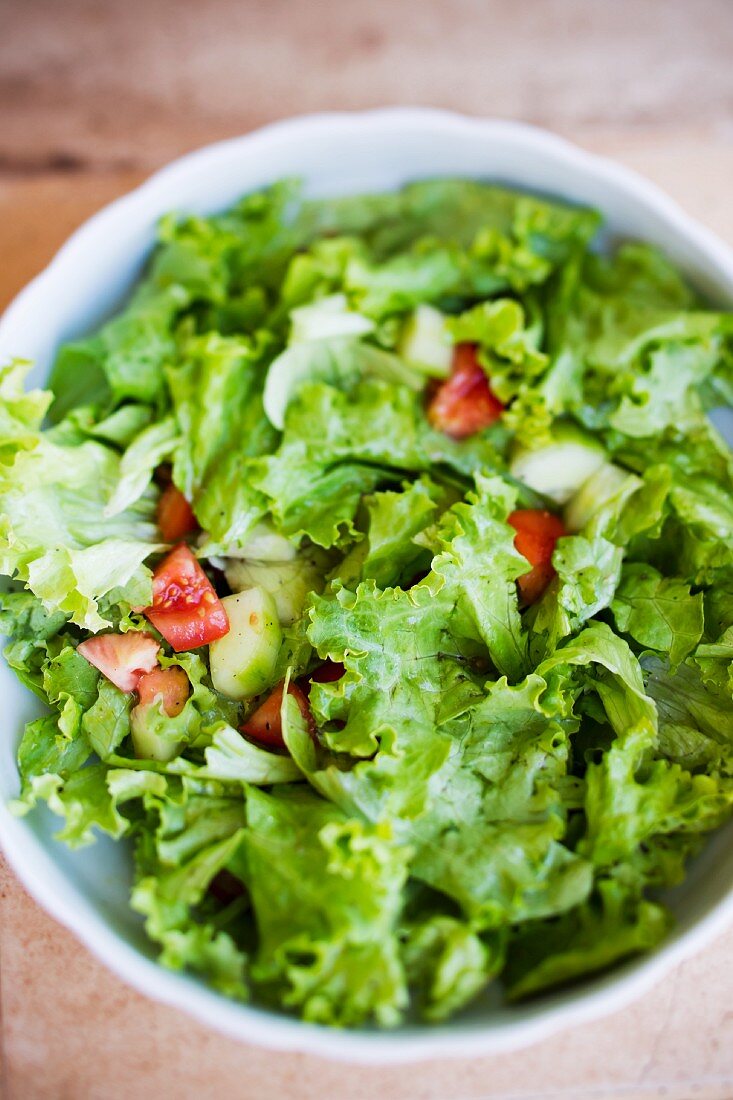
[209, 588, 282, 701]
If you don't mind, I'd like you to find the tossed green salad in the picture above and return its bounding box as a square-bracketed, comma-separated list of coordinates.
[2, 179, 733, 1027]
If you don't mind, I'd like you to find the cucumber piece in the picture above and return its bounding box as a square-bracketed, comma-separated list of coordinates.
[226, 520, 299, 563]
[564, 462, 642, 533]
[290, 294, 374, 343]
[225, 554, 327, 626]
[398, 305, 453, 378]
[130, 705, 182, 763]
[509, 425, 606, 504]
[209, 588, 282, 701]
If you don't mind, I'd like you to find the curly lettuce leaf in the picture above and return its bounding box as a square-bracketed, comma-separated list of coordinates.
[104, 416, 179, 518]
[336, 180, 599, 316]
[131, 775, 249, 999]
[333, 476, 445, 590]
[240, 785, 409, 1027]
[254, 379, 506, 548]
[611, 564, 704, 667]
[539, 244, 732, 438]
[402, 914, 502, 1022]
[408, 673, 592, 927]
[644, 654, 733, 772]
[11, 762, 166, 848]
[529, 534, 623, 656]
[506, 878, 669, 1000]
[167, 332, 279, 552]
[0, 360, 53, 458]
[430, 473, 530, 681]
[580, 719, 733, 886]
[52, 284, 188, 411]
[0, 365, 162, 629]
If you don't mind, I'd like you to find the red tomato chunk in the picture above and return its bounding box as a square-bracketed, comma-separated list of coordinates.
[241, 681, 314, 749]
[427, 343, 504, 439]
[157, 483, 199, 542]
[508, 509, 566, 605]
[136, 666, 190, 717]
[144, 543, 229, 652]
[78, 632, 160, 693]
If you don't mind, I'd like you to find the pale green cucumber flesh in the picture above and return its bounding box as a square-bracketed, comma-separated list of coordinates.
[209, 588, 282, 701]
[509, 430, 606, 504]
[398, 304, 453, 378]
[290, 294, 374, 343]
[225, 556, 326, 626]
[229, 520, 298, 563]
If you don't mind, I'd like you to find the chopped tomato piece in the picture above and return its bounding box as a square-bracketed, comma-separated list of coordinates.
[240, 681, 313, 749]
[508, 509, 566, 605]
[136, 666, 190, 717]
[78, 632, 160, 693]
[427, 343, 504, 439]
[309, 661, 345, 684]
[144, 543, 229, 652]
[157, 483, 199, 542]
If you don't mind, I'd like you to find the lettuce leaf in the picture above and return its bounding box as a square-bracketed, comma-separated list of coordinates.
[644, 654, 733, 772]
[506, 878, 669, 1000]
[131, 775, 249, 999]
[0, 360, 53, 458]
[0, 364, 162, 629]
[254, 379, 506, 548]
[167, 332, 279, 552]
[540, 244, 732, 438]
[11, 763, 157, 848]
[333, 476, 445, 590]
[408, 673, 592, 927]
[401, 914, 502, 1021]
[240, 785, 409, 1027]
[430, 473, 530, 681]
[611, 564, 704, 667]
[104, 416, 179, 517]
[529, 534, 623, 656]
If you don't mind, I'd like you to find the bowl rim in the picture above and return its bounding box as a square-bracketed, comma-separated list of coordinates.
[2, 106, 733, 1064]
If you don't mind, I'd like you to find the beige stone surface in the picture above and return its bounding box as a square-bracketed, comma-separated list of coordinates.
[2, 3, 733, 1097]
[3, 850, 733, 1100]
[2, 0, 733, 172]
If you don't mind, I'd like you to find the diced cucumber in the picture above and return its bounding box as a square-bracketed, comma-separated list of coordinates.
[225, 554, 327, 626]
[564, 462, 642, 533]
[209, 588, 282, 701]
[130, 706, 182, 763]
[398, 305, 453, 378]
[509, 425, 606, 504]
[226, 520, 299, 563]
[290, 293, 374, 343]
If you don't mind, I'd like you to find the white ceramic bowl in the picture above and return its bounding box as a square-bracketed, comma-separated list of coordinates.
[1, 109, 733, 1064]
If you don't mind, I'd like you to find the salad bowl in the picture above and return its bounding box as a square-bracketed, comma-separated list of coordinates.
[1, 108, 732, 1063]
